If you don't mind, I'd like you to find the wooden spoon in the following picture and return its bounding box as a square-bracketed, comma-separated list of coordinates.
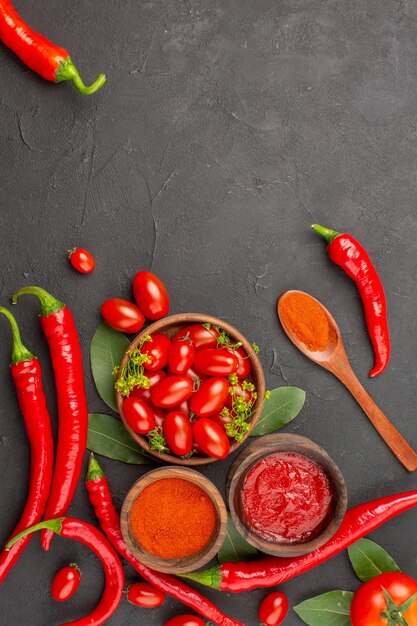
[278, 290, 417, 472]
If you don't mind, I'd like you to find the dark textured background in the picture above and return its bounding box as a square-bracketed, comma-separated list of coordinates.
[1, 0, 417, 624]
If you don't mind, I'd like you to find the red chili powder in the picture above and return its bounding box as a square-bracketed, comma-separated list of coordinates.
[130, 477, 217, 559]
[241, 453, 333, 544]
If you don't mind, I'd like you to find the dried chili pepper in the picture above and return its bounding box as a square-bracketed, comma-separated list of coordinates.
[85, 454, 244, 626]
[183, 490, 417, 592]
[0, 0, 106, 95]
[312, 223, 390, 377]
[12, 286, 88, 551]
[6, 517, 123, 625]
[0, 307, 54, 583]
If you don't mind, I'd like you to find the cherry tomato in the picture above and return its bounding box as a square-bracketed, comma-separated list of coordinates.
[101, 298, 145, 333]
[210, 411, 232, 434]
[168, 338, 195, 375]
[163, 411, 193, 456]
[133, 271, 170, 321]
[164, 616, 205, 626]
[226, 383, 254, 409]
[51, 564, 81, 602]
[174, 324, 219, 351]
[171, 399, 192, 418]
[126, 582, 165, 608]
[190, 377, 230, 417]
[192, 418, 230, 459]
[131, 369, 167, 401]
[151, 375, 194, 408]
[141, 333, 171, 370]
[123, 396, 155, 434]
[149, 404, 166, 429]
[258, 592, 289, 626]
[350, 573, 417, 626]
[194, 348, 238, 376]
[228, 346, 252, 378]
[68, 248, 95, 274]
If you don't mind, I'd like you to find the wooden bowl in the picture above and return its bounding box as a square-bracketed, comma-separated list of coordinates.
[226, 433, 347, 557]
[120, 466, 228, 574]
[116, 313, 265, 465]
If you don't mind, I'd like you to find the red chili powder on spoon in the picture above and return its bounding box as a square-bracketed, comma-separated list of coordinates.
[280, 292, 336, 352]
[130, 477, 217, 559]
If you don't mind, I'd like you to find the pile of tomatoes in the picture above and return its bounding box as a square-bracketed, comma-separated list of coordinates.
[121, 323, 255, 460]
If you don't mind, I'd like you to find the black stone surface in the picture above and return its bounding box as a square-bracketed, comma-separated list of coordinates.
[1, 0, 417, 624]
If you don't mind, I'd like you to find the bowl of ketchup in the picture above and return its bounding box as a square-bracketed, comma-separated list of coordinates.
[226, 433, 347, 556]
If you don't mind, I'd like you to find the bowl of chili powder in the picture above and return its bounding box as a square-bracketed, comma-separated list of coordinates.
[120, 466, 228, 574]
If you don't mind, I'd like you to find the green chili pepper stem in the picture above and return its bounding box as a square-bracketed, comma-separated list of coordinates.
[11, 286, 65, 316]
[180, 565, 222, 589]
[86, 453, 105, 482]
[6, 518, 65, 550]
[0, 307, 34, 364]
[311, 223, 342, 245]
[56, 57, 106, 96]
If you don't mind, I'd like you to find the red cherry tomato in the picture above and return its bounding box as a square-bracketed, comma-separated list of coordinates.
[192, 418, 230, 459]
[68, 248, 95, 274]
[350, 573, 417, 626]
[163, 411, 193, 456]
[194, 348, 238, 376]
[149, 404, 166, 429]
[151, 375, 194, 408]
[190, 377, 230, 417]
[126, 582, 165, 608]
[229, 346, 252, 378]
[168, 339, 195, 375]
[210, 411, 232, 434]
[226, 383, 253, 409]
[164, 616, 205, 626]
[171, 399, 192, 418]
[123, 396, 155, 434]
[51, 564, 81, 602]
[174, 324, 219, 351]
[101, 298, 145, 333]
[131, 369, 167, 401]
[141, 334, 171, 370]
[133, 271, 170, 321]
[258, 592, 289, 626]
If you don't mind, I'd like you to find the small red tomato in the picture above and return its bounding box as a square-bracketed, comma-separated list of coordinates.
[133, 271, 170, 321]
[126, 582, 165, 608]
[101, 298, 145, 333]
[226, 383, 253, 409]
[51, 564, 81, 602]
[190, 377, 230, 417]
[258, 592, 288, 626]
[164, 411, 193, 456]
[210, 411, 232, 433]
[131, 369, 167, 401]
[229, 346, 252, 378]
[149, 404, 166, 429]
[164, 616, 205, 626]
[174, 324, 219, 351]
[68, 248, 95, 274]
[151, 375, 194, 408]
[168, 339, 195, 375]
[171, 399, 192, 418]
[192, 418, 230, 459]
[123, 396, 155, 434]
[141, 334, 171, 370]
[194, 348, 238, 376]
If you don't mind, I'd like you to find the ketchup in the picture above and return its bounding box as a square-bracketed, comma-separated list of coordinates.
[241, 452, 333, 544]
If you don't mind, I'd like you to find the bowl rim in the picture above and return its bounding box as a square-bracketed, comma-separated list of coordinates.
[120, 466, 228, 573]
[226, 433, 348, 557]
[115, 312, 266, 465]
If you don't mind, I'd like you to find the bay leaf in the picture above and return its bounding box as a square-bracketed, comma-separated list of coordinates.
[87, 413, 151, 464]
[348, 538, 400, 582]
[90, 322, 129, 412]
[294, 590, 354, 626]
[218, 513, 258, 564]
[251, 386, 306, 436]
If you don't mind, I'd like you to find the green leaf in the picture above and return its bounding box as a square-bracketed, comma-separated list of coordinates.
[251, 386, 306, 436]
[218, 513, 258, 564]
[90, 322, 130, 412]
[348, 538, 400, 582]
[294, 591, 354, 626]
[87, 413, 152, 464]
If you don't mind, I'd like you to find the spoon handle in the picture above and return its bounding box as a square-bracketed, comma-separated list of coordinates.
[332, 364, 417, 472]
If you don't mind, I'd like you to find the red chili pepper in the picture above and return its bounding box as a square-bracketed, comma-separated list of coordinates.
[183, 490, 417, 592]
[12, 286, 88, 551]
[312, 223, 390, 377]
[0, 307, 54, 584]
[6, 517, 124, 625]
[85, 454, 244, 626]
[0, 0, 106, 95]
